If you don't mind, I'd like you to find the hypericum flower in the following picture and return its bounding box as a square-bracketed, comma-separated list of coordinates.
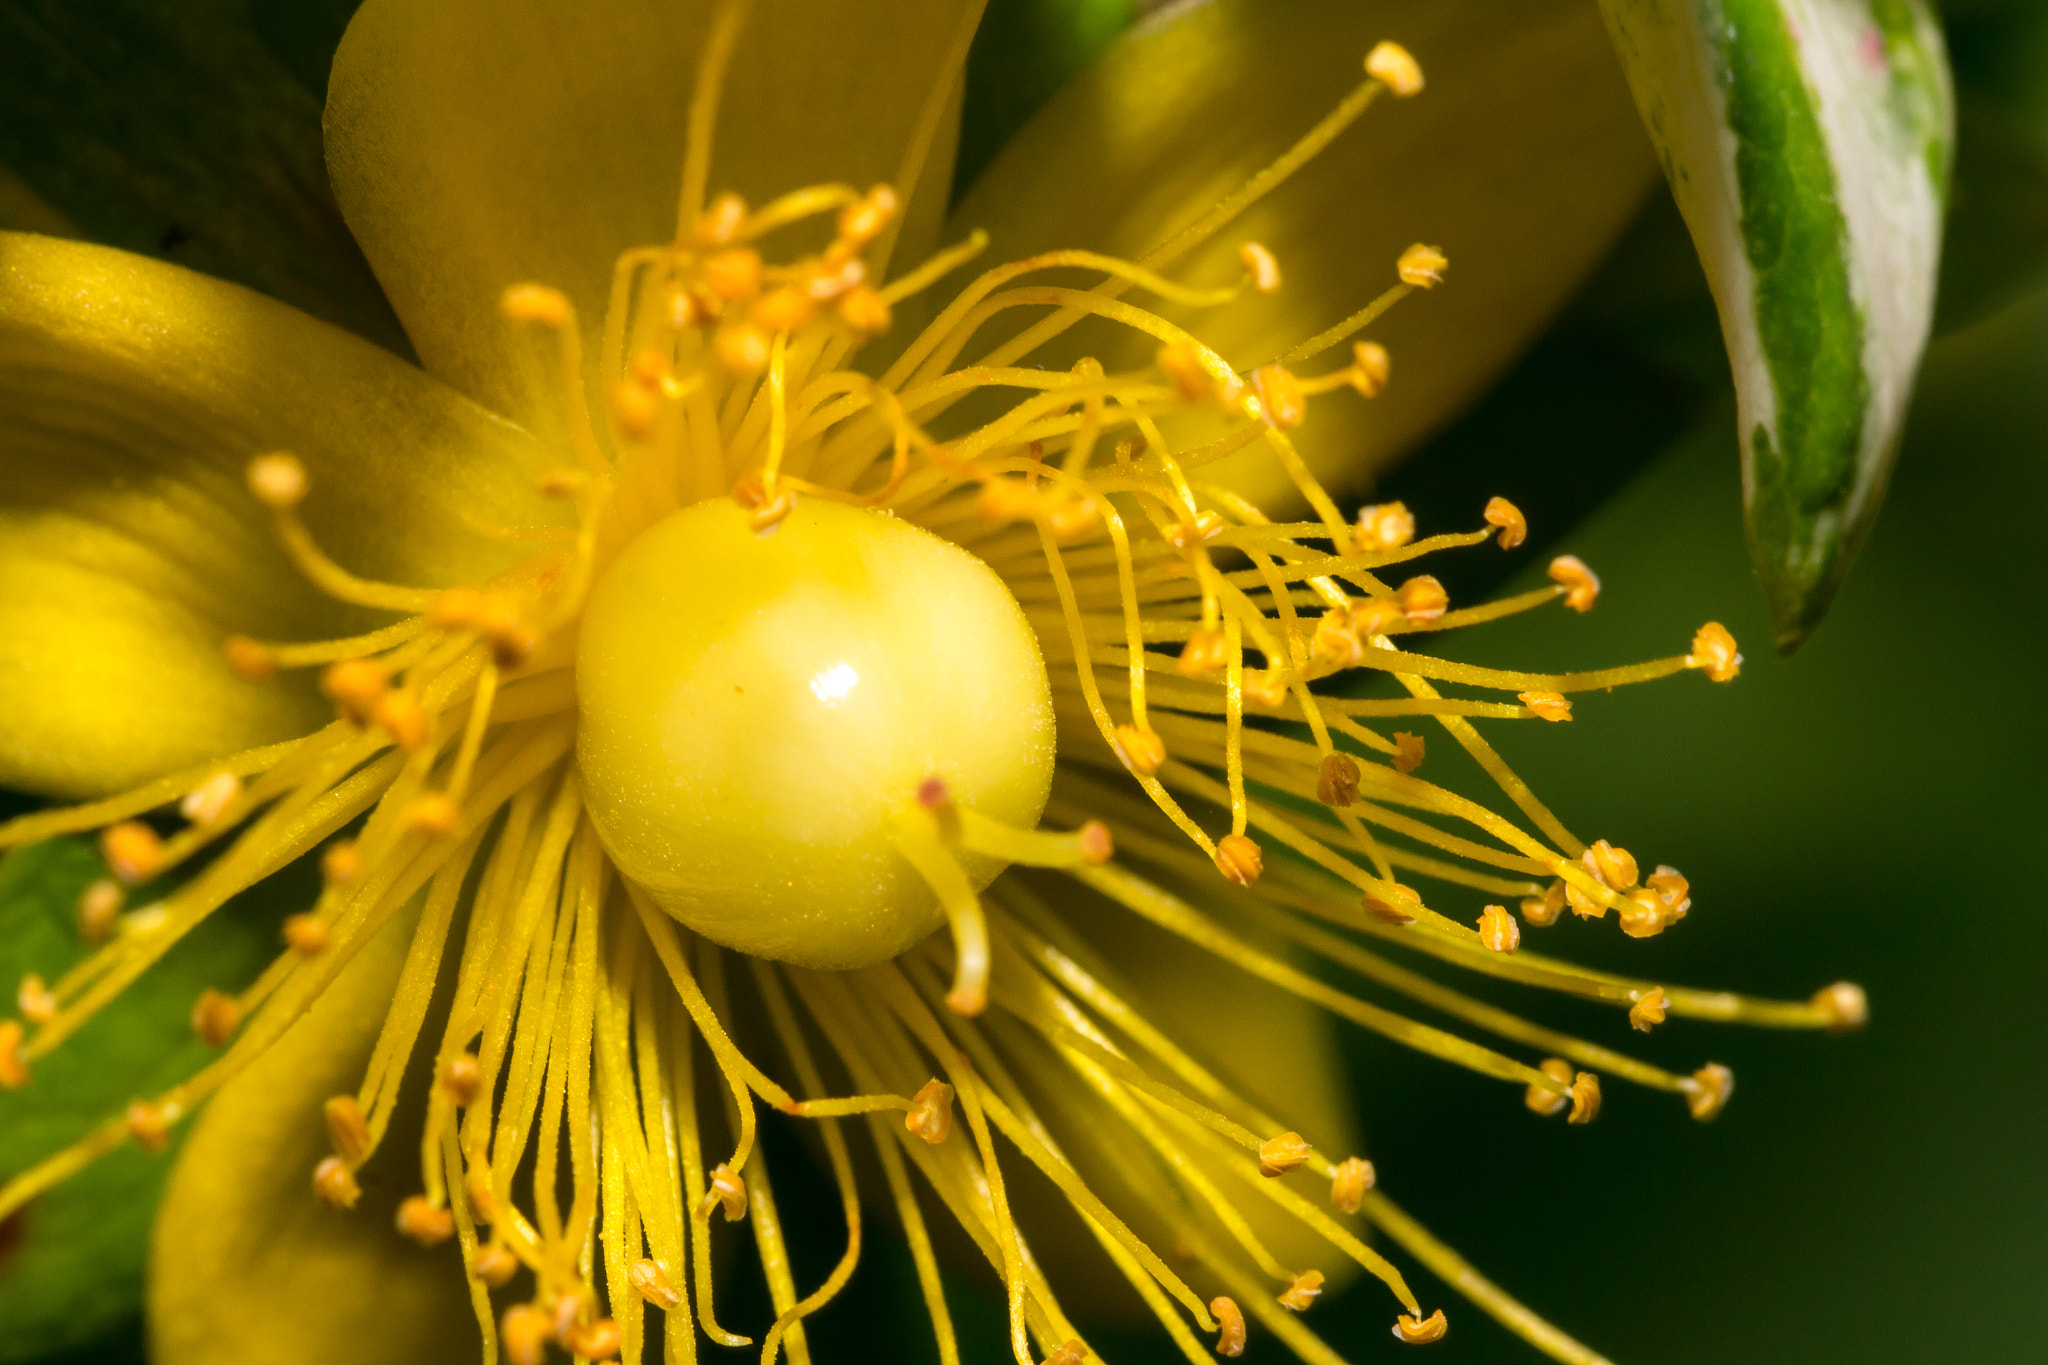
[0, 4, 1865, 1364]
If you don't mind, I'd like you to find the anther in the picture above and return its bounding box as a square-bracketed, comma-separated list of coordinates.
[751, 284, 814, 332]
[1311, 611, 1364, 668]
[631, 1257, 682, 1310]
[78, 879, 123, 942]
[1688, 621, 1743, 682]
[1258, 1131, 1312, 1177]
[1563, 876, 1606, 919]
[694, 191, 748, 247]
[1317, 752, 1361, 807]
[978, 476, 1043, 526]
[440, 1051, 483, 1107]
[427, 586, 488, 629]
[1253, 364, 1307, 427]
[247, 453, 308, 509]
[1812, 981, 1868, 1034]
[500, 1304, 553, 1365]
[1396, 243, 1448, 288]
[1113, 724, 1167, 777]
[1567, 1071, 1602, 1124]
[1618, 888, 1668, 939]
[406, 794, 461, 839]
[1212, 1296, 1247, 1357]
[1239, 241, 1282, 293]
[1477, 904, 1520, 953]
[1520, 880, 1568, 927]
[1278, 1269, 1326, 1311]
[126, 1100, 172, 1153]
[1629, 988, 1669, 1032]
[1396, 575, 1448, 623]
[396, 1195, 456, 1246]
[321, 658, 388, 725]
[191, 988, 241, 1047]
[1393, 1309, 1449, 1344]
[1646, 865, 1690, 919]
[1165, 510, 1226, 548]
[804, 255, 866, 300]
[610, 378, 663, 440]
[702, 247, 763, 302]
[1363, 885, 1422, 926]
[372, 688, 430, 751]
[1041, 1342, 1088, 1365]
[0, 1021, 28, 1089]
[1351, 595, 1403, 636]
[283, 914, 330, 956]
[1214, 833, 1264, 886]
[1686, 1063, 1735, 1122]
[906, 1078, 955, 1144]
[838, 284, 893, 335]
[1483, 496, 1527, 549]
[838, 184, 900, 246]
[474, 1245, 520, 1288]
[1584, 839, 1638, 890]
[180, 770, 241, 826]
[325, 1094, 370, 1164]
[1243, 669, 1289, 710]
[17, 974, 54, 1025]
[564, 1319, 624, 1360]
[1330, 1156, 1376, 1213]
[1366, 40, 1425, 96]
[714, 320, 771, 373]
[1525, 1058, 1574, 1117]
[1392, 731, 1424, 773]
[699, 1163, 748, 1221]
[1548, 555, 1600, 612]
[1077, 820, 1115, 865]
[501, 283, 572, 327]
[1519, 691, 1572, 722]
[1353, 501, 1414, 554]
[100, 821, 164, 886]
[465, 1166, 499, 1224]
[322, 840, 362, 889]
[1175, 628, 1228, 682]
[224, 635, 276, 680]
[1350, 340, 1391, 397]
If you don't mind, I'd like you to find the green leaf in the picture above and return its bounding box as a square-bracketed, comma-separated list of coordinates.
[0, 0, 406, 355]
[954, 0, 1139, 201]
[1595, 0, 1954, 651]
[0, 839, 301, 1361]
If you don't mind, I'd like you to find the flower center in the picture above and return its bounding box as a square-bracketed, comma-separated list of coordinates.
[576, 496, 1054, 967]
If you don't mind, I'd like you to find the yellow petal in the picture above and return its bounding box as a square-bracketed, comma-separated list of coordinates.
[0, 233, 555, 798]
[325, 0, 979, 438]
[948, 0, 1660, 508]
[149, 902, 474, 1365]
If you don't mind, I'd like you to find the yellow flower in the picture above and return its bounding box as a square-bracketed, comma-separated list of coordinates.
[0, 2, 1864, 1363]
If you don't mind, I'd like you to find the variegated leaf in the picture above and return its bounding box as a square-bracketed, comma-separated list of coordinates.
[1596, 0, 1953, 650]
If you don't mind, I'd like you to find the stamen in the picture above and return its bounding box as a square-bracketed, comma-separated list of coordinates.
[1688, 621, 1744, 681]
[1483, 497, 1527, 549]
[1212, 1296, 1248, 1357]
[1548, 556, 1601, 612]
[1628, 988, 1669, 1032]
[1330, 1157, 1376, 1214]
[1277, 1270, 1325, 1312]
[1393, 1310, 1449, 1344]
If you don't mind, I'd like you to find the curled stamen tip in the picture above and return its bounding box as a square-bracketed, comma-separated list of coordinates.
[1317, 751, 1362, 807]
[1278, 1269, 1326, 1311]
[1483, 495, 1527, 549]
[1688, 621, 1743, 682]
[1258, 1130, 1312, 1177]
[1351, 340, 1391, 398]
[500, 283, 572, 327]
[1366, 41, 1425, 96]
[699, 1162, 748, 1221]
[1393, 1309, 1448, 1344]
[906, 1078, 956, 1143]
[1396, 243, 1447, 288]
[1211, 1296, 1247, 1357]
[396, 1195, 456, 1246]
[0, 1020, 28, 1089]
[247, 452, 308, 509]
[1041, 1341, 1089, 1365]
[1331, 1155, 1377, 1213]
[630, 1258, 683, 1311]
[1628, 987, 1669, 1033]
[224, 634, 277, 680]
[472, 1244, 519, 1288]
[1477, 904, 1520, 953]
[1525, 1057, 1574, 1117]
[564, 1318, 624, 1360]
[100, 820, 165, 886]
[1518, 690, 1573, 723]
[1812, 981, 1869, 1034]
[282, 913, 330, 956]
[1548, 555, 1601, 612]
[1567, 1070, 1602, 1124]
[1239, 241, 1282, 293]
[191, 988, 241, 1048]
[1396, 574, 1447, 623]
[1686, 1062, 1735, 1122]
[1213, 833, 1263, 886]
[311, 1155, 360, 1209]
[1521, 881, 1567, 927]
[1113, 724, 1167, 777]
[1353, 501, 1415, 555]
[1392, 731, 1424, 774]
[500, 1304, 552, 1365]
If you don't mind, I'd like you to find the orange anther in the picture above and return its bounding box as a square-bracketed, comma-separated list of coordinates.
[1278, 1268, 1326, 1311]
[1214, 834, 1263, 886]
[1520, 880, 1568, 927]
[191, 988, 241, 1047]
[751, 284, 815, 332]
[837, 284, 893, 335]
[1310, 610, 1363, 668]
[1391, 731, 1424, 773]
[1211, 1295, 1247, 1356]
[564, 1318, 624, 1360]
[1316, 752, 1361, 807]
[1812, 981, 1868, 1034]
[630, 1257, 682, 1310]
[246, 452, 308, 509]
[1567, 1071, 1602, 1124]
[702, 247, 763, 302]
[224, 634, 277, 680]
[440, 1051, 483, 1107]
[1629, 987, 1669, 1033]
[100, 821, 164, 886]
[1483, 496, 1527, 549]
[179, 770, 241, 826]
[1239, 241, 1282, 293]
[1330, 1156, 1376, 1213]
[1519, 691, 1572, 722]
[322, 840, 362, 889]
[978, 476, 1043, 526]
[16, 974, 54, 1025]
[1353, 501, 1415, 554]
[126, 1100, 172, 1153]
[78, 879, 123, 942]
[501, 283, 572, 327]
[837, 184, 899, 246]
[321, 658, 388, 725]
[1045, 493, 1102, 542]
[1396, 243, 1448, 288]
[325, 1094, 370, 1164]
[1689, 621, 1743, 682]
[1477, 904, 1520, 954]
[1686, 1063, 1735, 1121]
[1351, 595, 1404, 636]
[500, 1304, 553, 1365]
[1254, 364, 1307, 428]
[1393, 1309, 1448, 1344]
[1243, 669, 1290, 711]
[1165, 510, 1225, 548]
[1366, 40, 1425, 96]
[1396, 575, 1448, 624]
[0, 1020, 28, 1089]
[397, 1195, 456, 1246]
[407, 794, 461, 839]
[1113, 724, 1167, 776]
[1526, 1057, 1574, 1117]
[1646, 865, 1691, 919]
[1618, 887, 1669, 939]
[474, 1244, 520, 1288]
[713, 320, 770, 373]
[1363, 885, 1422, 926]
[1548, 555, 1600, 612]
[372, 688, 431, 752]
[1040, 1341, 1088, 1365]
[1350, 340, 1391, 398]
[609, 378, 663, 440]
[1076, 820, 1114, 865]
[1177, 628, 1227, 681]
[905, 1078, 955, 1145]
[1584, 839, 1638, 890]
[1258, 1131, 1312, 1177]
[693, 191, 748, 247]
[1158, 339, 1218, 402]
[283, 913, 330, 956]
[804, 254, 866, 301]
[427, 585, 488, 629]
[700, 1163, 748, 1221]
